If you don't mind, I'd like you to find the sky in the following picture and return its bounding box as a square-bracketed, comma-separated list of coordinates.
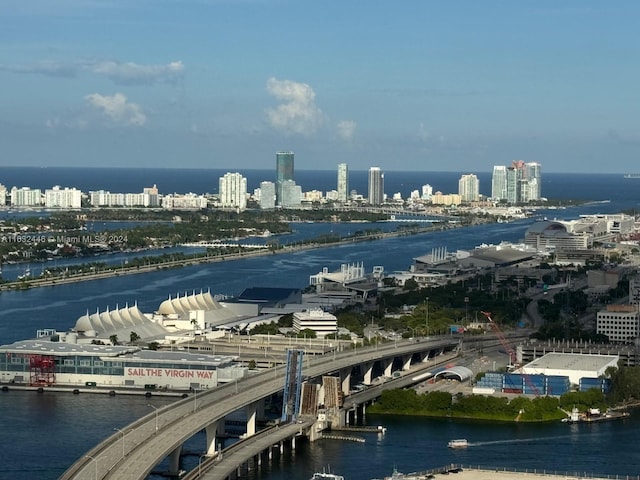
[1, 0, 639, 173]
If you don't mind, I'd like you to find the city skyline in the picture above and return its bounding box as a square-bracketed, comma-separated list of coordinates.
[2, 2, 640, 174]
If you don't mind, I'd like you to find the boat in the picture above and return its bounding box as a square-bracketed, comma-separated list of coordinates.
[311, 469, 344, 480]
[562, 406, 630, 424]
[623, 173, 640, 179]
[447, 438, 469, 448]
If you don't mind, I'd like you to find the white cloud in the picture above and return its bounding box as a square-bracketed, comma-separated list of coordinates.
[336, 120, 356, 141]
[45, 117, 88, 130]
[265, 77, 323, 135]
[85, 93, 146, 126]
[0, 59, 184, 85]
[88, 60, 184, 85]
[0, 60, 78, 77]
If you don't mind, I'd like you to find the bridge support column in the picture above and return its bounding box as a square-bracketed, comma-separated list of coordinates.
[246, 401, 259, 437]
[205, 420, 221, 455]
[168, 445, 182, 477]
[339, 368, 351, 395]
[383, 359, 393, 378]
[362, 362, 374, 385]
[402, 354, 412, 371]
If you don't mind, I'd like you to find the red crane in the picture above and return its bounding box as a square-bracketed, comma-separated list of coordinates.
[481, 311, 517, 368]
[481, 311, 542, 397]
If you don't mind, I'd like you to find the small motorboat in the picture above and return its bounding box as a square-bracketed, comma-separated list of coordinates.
[447, 438, 469, 449]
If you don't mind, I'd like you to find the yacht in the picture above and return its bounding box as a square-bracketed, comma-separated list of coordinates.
[311, 471, 344, 480]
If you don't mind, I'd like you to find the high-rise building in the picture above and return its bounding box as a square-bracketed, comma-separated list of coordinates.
[219, 172, 247, 211]
[506, 166, 521, 203]
[421, 184, 433, 200]
[526, 162, 542, 200]
[11, 187, 42, 206]
[143, 184, 160, 207]
[491, 166, 507, 200]
[44, 186, 82, 209]
[458, 174, 480, 202]
[368, 167, 384, 205]
[258, 181, 276, 210]
[491, 160, 542, 204]
[276, 151, 294, 206]
[337, 163, 349, 203]
[279, 180, 302, 208]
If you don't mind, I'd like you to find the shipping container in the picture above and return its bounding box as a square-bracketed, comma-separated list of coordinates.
[502, 388, 523, 394]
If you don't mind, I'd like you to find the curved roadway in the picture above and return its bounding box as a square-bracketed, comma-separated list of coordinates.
[60, 338, 458, 480]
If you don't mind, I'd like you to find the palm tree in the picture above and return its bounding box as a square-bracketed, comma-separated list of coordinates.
[109, 334, 119, 346]
[129, 331, 140, 344]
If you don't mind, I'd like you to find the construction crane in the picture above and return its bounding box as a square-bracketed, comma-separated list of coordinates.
[481, 311, 542, 397]
[481, 311, 517, 368]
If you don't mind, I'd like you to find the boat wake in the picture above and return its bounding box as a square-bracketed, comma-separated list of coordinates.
[467, 435, 571, 447]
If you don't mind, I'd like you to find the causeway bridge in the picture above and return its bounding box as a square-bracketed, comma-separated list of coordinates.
[60, 337, 460, 480]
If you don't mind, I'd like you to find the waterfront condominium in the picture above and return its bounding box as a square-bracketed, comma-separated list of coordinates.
[337, 163, 349, 203]
[458, 174, 480, 202]
[368, 166, 384, 205]
[491, 160, 542, 203]
[219, 172, 248, 211]
[526, 162, 542, 200]
[276, 151, 294, 206]
[259, 181, 276, 209]
[491, 166, 507, 200]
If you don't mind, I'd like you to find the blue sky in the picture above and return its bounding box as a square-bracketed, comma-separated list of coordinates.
[1, 1, 639, 173]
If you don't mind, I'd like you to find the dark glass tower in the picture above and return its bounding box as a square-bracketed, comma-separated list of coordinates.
[276, 151, 294, 206]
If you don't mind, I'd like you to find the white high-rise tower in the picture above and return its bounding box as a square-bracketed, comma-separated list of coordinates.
[337, 163, 349, 203]
[219, 172, 247, 211]
[368, 167, 384, 205]
[458, 174, 480, 202]
[491, 165, 507, 200]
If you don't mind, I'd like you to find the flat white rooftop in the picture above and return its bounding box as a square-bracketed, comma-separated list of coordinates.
[524, 352, 618, 372]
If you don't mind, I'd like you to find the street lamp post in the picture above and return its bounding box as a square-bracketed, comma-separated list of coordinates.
[147, 404, 159, 432]
[193, 388, 198, 412]
[464, 296, 469, 326]
[408, 326, 418, 338]
[85, 454, 98, 480]
[267, 354, 279, 380]
[425, 297, 429, 336]
[199, 454, 208, 477]
[113, 427, 128, 459]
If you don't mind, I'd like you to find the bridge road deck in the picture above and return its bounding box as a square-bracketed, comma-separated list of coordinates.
[183, 420, 315, 480]
[62, 338, 459, 480]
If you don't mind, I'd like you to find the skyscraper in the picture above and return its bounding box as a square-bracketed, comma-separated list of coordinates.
[276, 151, 294, 206]
[219, 172, 247, 211]
[526, 162, 542, 200]
[368, 166, 384, 205]
[458, 174, 480, 202]
[337, 163, 349, 203]
[258, 181, 276, 210]
[506, 166, 521, 203]
[491, 166, 507, 200]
